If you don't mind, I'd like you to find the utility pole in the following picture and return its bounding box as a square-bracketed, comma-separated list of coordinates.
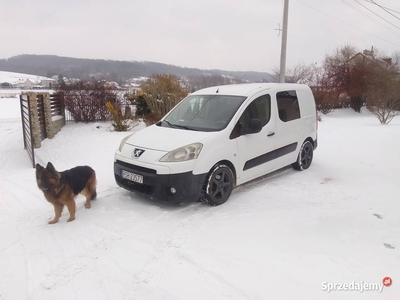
[275, 23, 282, 36]
[279, 0, 289, 83]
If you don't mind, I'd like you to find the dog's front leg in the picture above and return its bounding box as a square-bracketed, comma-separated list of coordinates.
[49, 203, 63, 224]
[65, 200, 76, 222]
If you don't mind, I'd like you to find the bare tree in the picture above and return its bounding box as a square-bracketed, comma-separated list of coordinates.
[323, 45, 370, 113]
[272, 62, 318, 84]
[311, 67, 342, 114]
[273, 45, 400, 120]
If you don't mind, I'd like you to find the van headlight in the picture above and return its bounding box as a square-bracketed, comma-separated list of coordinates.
[160, 143, 203, 162]
[118, 134, 134, 152]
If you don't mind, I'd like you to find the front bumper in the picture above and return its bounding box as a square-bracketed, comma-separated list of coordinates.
[114, 160, 207, 203]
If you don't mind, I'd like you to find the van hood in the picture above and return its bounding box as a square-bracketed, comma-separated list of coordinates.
[126, 125, 213, 152]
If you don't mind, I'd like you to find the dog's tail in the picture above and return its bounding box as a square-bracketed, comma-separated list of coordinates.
[88, 168, 97, 200]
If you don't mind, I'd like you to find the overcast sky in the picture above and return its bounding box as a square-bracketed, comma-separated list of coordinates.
[2, 0, 400, 73]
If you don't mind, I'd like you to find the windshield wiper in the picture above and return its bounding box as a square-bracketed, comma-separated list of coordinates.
[163, 120, 196, 131]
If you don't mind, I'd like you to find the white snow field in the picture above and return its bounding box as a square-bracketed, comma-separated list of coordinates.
[0, 95, 399, 300]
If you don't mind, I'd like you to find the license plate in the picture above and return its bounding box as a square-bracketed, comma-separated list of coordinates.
[121, 170, 143, 184]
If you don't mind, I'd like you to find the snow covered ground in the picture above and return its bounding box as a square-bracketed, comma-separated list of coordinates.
[0, 95, 399, 299]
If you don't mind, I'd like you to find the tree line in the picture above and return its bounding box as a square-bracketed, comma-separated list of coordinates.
[0, 54, 274, 84]
[56, 44, 400, 129]
[273, 45, 400, 124]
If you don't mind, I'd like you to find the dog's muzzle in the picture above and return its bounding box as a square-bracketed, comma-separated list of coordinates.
[38, 184, 50, 191]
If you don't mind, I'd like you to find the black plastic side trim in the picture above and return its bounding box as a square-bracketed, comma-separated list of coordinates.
[243, 142, 298, 171]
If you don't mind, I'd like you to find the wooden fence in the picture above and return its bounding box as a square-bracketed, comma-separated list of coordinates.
[19, 92, 65, 168]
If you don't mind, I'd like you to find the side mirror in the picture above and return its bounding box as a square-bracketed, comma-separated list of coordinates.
[243, 118, 262, 135]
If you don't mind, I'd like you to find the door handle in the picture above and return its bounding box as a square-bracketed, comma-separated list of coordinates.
[267, 132, 275, 137]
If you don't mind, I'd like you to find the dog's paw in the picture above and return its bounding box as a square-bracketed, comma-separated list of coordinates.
[48, 219, 58, 224]
[67, 217, 75, 222]
[84, 203, 91, 209]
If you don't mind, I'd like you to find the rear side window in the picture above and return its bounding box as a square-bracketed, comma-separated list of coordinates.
[277, 90, 300, 122]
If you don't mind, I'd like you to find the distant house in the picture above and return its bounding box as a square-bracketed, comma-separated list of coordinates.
[63, 77, 80, 84]
[16, 79, 35, 89]
[0, 82, 14, 89]
[348, 48, 393, 70]
[40, 78, 57, 88]
[104, 81, 120, 89]
[0, 71, 58, 90]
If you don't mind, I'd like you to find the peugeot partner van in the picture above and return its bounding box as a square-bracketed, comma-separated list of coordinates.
[114, 83, 318, 206]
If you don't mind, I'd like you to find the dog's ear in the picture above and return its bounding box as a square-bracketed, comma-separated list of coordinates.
[36, 163, 43, 171]
[46, 162, 55, 171]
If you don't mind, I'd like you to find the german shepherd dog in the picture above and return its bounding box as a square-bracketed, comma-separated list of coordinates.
[35, 162, 97, 224]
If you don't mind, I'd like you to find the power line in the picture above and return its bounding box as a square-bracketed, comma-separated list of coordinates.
[354, 0, 400, 31]
[364, 0, 400, 15]
[295, 0, 400, 47]
[341, 0, 400, 38]
[366, 0, 400, 21]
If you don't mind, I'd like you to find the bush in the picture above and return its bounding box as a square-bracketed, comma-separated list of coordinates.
[142, 113, 162, 126]
[58, 81, 118, 123]
[364, 66, 400, 124]
[124, 93, 151, 117]
[133, 94, 151, 117]
[312, 87, 340, 115]
[138, 74, 189, 125]
[106, 101, 138, 131]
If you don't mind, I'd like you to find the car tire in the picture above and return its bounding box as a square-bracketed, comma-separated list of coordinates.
[201, 164, 234, 206]
[292, 140, 314, 171]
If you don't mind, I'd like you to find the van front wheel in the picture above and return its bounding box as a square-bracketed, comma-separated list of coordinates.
[201, 164, 234, 206]
[292, 141, 314, 171]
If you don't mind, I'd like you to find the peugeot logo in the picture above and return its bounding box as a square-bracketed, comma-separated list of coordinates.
[132, 148, 145, 158]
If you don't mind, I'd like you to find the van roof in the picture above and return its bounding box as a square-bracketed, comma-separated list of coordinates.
[190, 82, 311, 97]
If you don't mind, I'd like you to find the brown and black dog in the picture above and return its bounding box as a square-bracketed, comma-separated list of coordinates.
[35, 162, 97, 224]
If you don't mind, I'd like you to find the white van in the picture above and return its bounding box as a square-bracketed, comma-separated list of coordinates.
[114, 83, 318, 205]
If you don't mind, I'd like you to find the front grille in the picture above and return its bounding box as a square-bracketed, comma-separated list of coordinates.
[116, 160, 156, 174]
[116, 175, 155, 194]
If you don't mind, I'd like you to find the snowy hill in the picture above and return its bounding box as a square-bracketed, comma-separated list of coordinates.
[0, 70, 54, 85]
[0, 71, 57, 91]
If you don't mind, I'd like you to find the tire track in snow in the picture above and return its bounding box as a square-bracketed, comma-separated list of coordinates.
[0, 122, 23, 170]
[38, 235, 122, 292]
[35, 221, 130, 297]
[125, 203, 216, 295]
[232, 166, 293, 197]
[58, 201, 216, 299]
[176, 251, 254, 299]
[17, 220, 30, 300]
[0, 195, 47, 255]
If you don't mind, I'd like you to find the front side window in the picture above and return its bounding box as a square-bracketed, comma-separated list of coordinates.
[230, 94, 271, 139]
[238, 94, 271, 128]
[277, 90, 300, 122]
[160, 94, 246, 132]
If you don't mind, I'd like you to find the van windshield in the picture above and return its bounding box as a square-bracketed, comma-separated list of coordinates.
[159, 95, 246, 132]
